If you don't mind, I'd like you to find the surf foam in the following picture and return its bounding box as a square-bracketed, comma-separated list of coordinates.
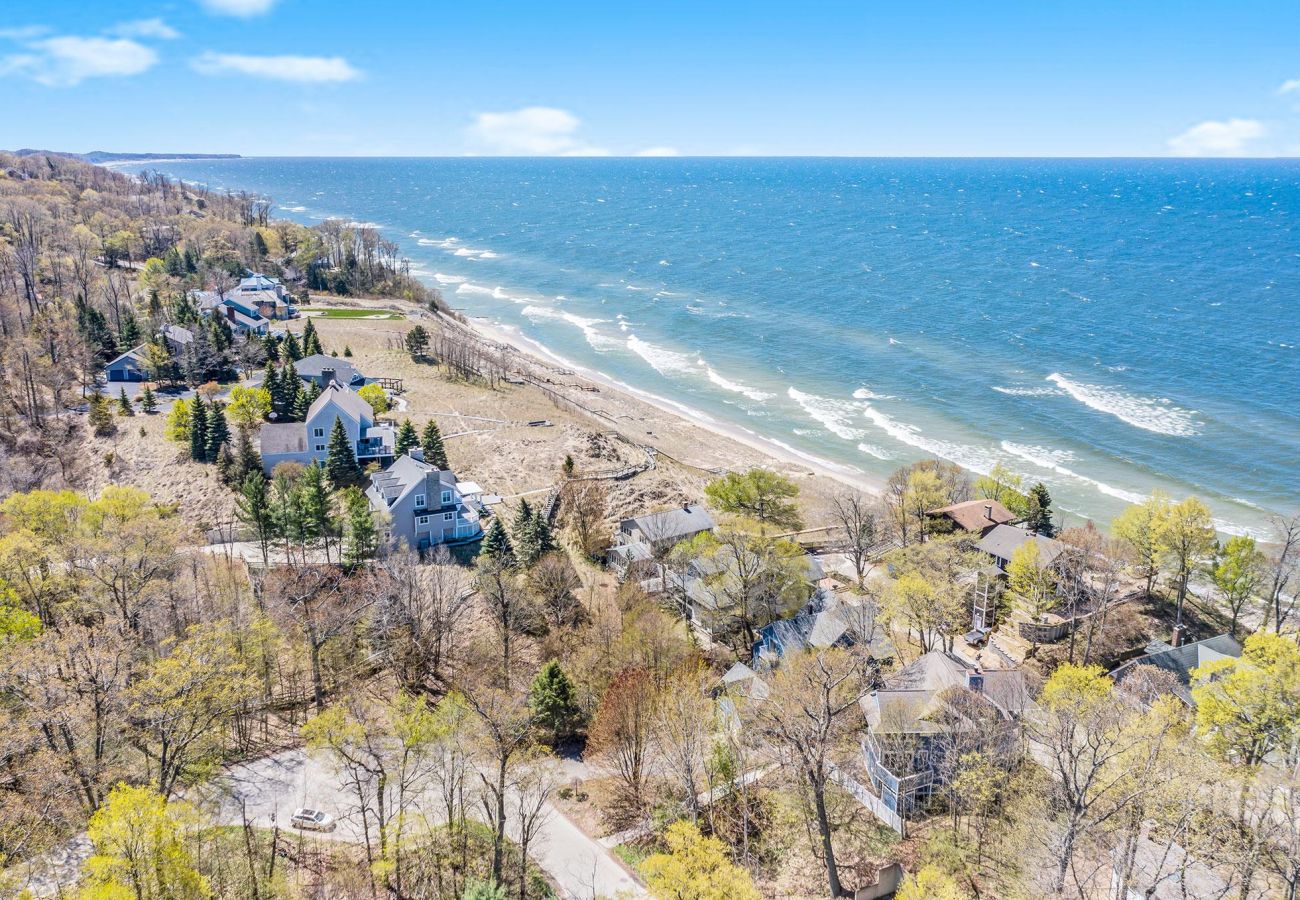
[1046, 373, 1200, 436]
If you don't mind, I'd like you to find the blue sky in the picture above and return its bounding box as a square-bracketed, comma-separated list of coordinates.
[3, 0, 1299, 157]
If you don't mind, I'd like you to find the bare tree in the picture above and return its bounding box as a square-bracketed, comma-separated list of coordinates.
[1265, 513, 1300, 635]
[374, 546, 473, 689]
[831, 489, 886, 588]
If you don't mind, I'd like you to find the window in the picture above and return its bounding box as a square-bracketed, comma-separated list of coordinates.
[416, 516, 430, 527]
[313, 427, 324, 438]
[414, 493, 426, 508]
[441, 490, 452, 505]
[314, 443, 326, 452]
[443, 512, 454, 522]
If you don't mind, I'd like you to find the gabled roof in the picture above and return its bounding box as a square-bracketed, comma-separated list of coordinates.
[106, 344, 146, 367]
[160, 324, 193, 346]
[1110, 634, 1243, 704]
[239, 273, 281, 292]
[309, 382, 373, 426]
[621, 504, 715, 541]
[259, 423, 307, 456]
[295, 353, 363, 384]
[367, 452, 454, 510]
[863, 650, 1028, 732]
[976, 524, 1063, 567]
[928, 498, 1016, 532]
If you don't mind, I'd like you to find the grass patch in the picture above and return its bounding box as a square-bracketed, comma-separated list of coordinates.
[613, 842, 655, 870]
[304, 308, 405, 320]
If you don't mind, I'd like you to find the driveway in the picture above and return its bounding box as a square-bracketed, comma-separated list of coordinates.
[207, 749, 645, 900]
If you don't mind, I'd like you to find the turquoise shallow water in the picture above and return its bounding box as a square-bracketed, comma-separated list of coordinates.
[144, 157, 1300, 536]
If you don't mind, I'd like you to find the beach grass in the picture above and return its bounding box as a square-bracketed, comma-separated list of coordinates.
[304, 308, 405, 320]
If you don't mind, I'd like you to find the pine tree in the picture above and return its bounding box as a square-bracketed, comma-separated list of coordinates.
[522, 514, 555, 566]
[189, 399, 208, 461]
[118, 310, 141, 348]
[529, 660, 583, 745]
[512, 500, 537, 563]
[343, 345, 353, 357]
[421, 420, 449, 469]
[140, 384, 158, 414]
[117, 387, 134, 417]
[291, 380, 310, 421]
[297, 462, 337, 564]
[325, 417, 362, 488]
[304, 379, 323, 407]
[234, 429, 263, 484]
[215, 443, 236, 484]
[251, 230, 269, 259]
[1026, 482, 1055, 536]
[561, 454, 576, 479]
[282, 330, 302, 362]
[479, 517, 515, 567]
[395, 419, 419, 457]
[263, 362, 286, 418]
[261, 333, 280, 363]
[205, 402, 230, 463]
[404, 324, 430, 360]
[343, 487, 379, 568]
[88, 391, 115, 436]
[301, 318, 323, 356]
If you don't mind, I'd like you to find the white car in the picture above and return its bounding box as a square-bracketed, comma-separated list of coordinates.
[289, 807, 335, 832]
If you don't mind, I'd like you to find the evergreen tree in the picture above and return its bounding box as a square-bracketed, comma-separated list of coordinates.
[88, 391, 115, 436]
[215, 443, 236, 485]
[208, 313, 233, 352]
[146, 288, 163, 321]
[205, 402, 230, 463]
[234, 429, 263, 485]
[479, 517, 515, 567]
[251, 231, 269, 259]
[172, 291, 199, 325]
[301, 318, 323, 356]
[561, 454, 576, 479]
[529, 660, 583, 745]
[343, 345, 353, 357]
[182, 246, 198, 273]
[118, 310, 141, 348]
[304, 379, 323, 407]
[512, 500, 538, 563]
[282, 330, 303, 362]
[395, 419, 419, 457]
[140, 384, 158, 414]
[164, 246, 185, 277]
[421, 420, 449, 469]
[325, 417, 362, 488]
[263, 362, 287, 418]
[261, 333, 280, 363]
[343, 487, 379, 568]
[404, 324, 430, 360]
[291, 380, 310, 421]
[188, 399, 209, 461]
[1026, 482, 1055, 536]
[270, 470, 305, 556]
[117, 387, 134, 417]
[297, 462, 337, 564]
[521, 515, 555, 566]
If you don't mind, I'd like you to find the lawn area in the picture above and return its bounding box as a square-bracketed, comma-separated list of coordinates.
[302, 307, 405, 320]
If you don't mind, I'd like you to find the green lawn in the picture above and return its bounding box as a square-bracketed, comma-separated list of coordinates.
[303, 308, 405, 320]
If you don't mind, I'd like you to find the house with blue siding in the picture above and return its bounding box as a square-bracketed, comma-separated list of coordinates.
[366, 452, 484, 550]
[257, 382, 395, 475]
[105, 345, 147, 382]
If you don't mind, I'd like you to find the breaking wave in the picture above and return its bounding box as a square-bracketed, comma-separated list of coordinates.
[626, 334, 700, 377]
[860, 405, 1002, 476]
[1046, 373, 1200, 436]
[1000, 441, 1146, 504]
[704, 366, 774, 402]
[521, 306, 622, 352]
[786, 388, 867, 441]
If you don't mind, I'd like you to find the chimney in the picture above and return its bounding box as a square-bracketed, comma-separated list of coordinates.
[321, 367, 336, 386]
[985, 504, 994, 521]
[1171, 623, 1186, 648]
[409, 447, 425, 462]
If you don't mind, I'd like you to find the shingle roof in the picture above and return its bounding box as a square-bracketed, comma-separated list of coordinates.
[294, 353, 363, 384]
[621, 504, 715, 541]
[106, 344, 147, 367]
[1110, 634, 1242, 703]
[976, 524, 1064, 567]
[258, 423, 307, 456]
[928, 498, 1016, 532]
[160, 324, 193, 346]
[862, 650, 1028, 732]
[309, 382, 373, 425]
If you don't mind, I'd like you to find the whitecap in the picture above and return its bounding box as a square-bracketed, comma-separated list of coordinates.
[626, 334, 700, 377]
[522, 306, 622, 352]
[992, 385, 1065, 397]
[1000, 441, 1146, 504]
[857, 443, 894, 460]
[787, 388, 867, 441]
[1046, 373, 1200, 436]
[704, 364, 774, 402]
[860, 405, 1002, 475]
[433, 272, 467, 285]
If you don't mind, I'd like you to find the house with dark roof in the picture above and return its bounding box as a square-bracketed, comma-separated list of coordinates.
[607, 503, 717, 579]
[1110, 634, 1242, 706]
[105, 345, 147, 382]
[366, 452, 483, 549]
[667, 550, 822, 640]
[976, 523, 1064, 572]
[927, 498, 1016, 536]
[752, 593, 893, 669]
[159, 324, 194, 354]
[293, 354, 366, 388]
[861, 651, 1030, 817]
[258, 382, 395, 475]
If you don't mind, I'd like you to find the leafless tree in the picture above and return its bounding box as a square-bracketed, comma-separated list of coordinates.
[831, 489, 886, 588]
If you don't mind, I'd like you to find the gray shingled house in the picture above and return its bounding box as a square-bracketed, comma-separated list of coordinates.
[366, 452, 484, 550]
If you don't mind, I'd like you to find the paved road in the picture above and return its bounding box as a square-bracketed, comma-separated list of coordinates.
[207, 749, 645, 900]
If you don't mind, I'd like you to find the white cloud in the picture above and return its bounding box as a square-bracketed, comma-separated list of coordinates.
[0, 26, 50, 40]
[110, 19, 181, 40]
[192, 52, 362, 83]
[468, 106, 609, 156]
[199, 0, 278, 17]
[636, 146, 680, 157]
[1278, 79, 1300, 95]
[2, 36, 157, 86]
[1167, 118, 1267, 157]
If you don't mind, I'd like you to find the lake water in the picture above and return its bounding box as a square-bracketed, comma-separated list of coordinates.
[144, 157, 1300, 537]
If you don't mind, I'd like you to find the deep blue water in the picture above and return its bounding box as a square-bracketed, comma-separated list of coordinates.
[142, 157, 1300, 536]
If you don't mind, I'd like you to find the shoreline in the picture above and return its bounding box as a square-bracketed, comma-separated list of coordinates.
[448, 312, 888, 500]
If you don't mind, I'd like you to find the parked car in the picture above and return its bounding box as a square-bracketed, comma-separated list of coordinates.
[289, 808, 335, 832]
